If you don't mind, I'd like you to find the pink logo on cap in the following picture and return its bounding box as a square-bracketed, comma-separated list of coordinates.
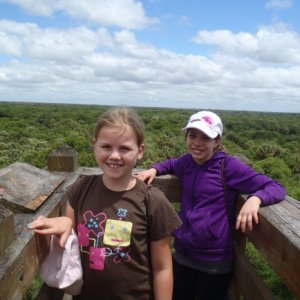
[202, 116, 213, 125]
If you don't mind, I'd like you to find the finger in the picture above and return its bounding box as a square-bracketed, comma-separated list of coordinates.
[59, 233, 69, 248]
[247, 219, 253, 231]
[240, 216, 247, 232]
[235, 216, 241, 229]
[28, 220, 44, 229]
[253, 213, 259, 224]
[240, 223, 246, 233]
[33, 228, 56, 235]
[147, 177, 154, 185]
[27, 216, 46, 229]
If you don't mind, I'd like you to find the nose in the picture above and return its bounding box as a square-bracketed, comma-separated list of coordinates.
[194, 136, 204, 145]
[109, 149, 121, 160]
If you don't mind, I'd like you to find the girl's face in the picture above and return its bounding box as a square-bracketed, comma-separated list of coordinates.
[93, 126, 144, 190]
[186, 128, 220, 165]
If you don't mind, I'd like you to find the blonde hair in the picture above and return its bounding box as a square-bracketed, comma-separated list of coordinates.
[94, 107, 144, 146]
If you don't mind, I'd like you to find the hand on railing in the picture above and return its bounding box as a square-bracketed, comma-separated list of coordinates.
[135, 168, 157, 185]
[235, 196, 262, 232]
[27, 216, 73, 248]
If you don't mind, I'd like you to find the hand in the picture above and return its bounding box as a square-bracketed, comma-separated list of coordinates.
[235, 196, 262, 232]
[28, 216, 73, 248]
[135, 168, 157, 185]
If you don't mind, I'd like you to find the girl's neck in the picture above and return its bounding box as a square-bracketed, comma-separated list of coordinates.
[102, 175, 136, 192]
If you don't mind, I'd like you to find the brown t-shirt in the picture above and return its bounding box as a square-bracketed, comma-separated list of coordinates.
[67, 175, 181, 300]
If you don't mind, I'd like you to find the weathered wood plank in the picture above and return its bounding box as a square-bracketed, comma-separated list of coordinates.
[233, 242, 276, 300]
[0, 174, 74, 300]
[151, 175, 182, 203]
[0, 206, 14, 257]
[0, 163, 64, 213]
[244, 196, 300, 299]
[48, 146, 78, 172]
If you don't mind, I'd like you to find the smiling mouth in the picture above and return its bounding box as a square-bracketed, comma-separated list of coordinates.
[107, 163, 122, 168]
[192, 149, 203, 154]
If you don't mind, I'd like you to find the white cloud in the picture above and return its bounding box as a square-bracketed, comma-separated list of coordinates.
[2, 0, 54, 16]
[0, 2, 299, 112]
[192, 25, 300, 64]
[0, 20, 114, 63]
[0, 0, 158, 29]
[192, 30, 258, 54]
[266, 0, 293, 10]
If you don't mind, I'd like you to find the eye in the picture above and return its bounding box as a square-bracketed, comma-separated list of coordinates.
[101, 144, 111, 150]
[202, 135, 212, 141]
[187, 132, 196, 138]
[119, 146, 131, 153]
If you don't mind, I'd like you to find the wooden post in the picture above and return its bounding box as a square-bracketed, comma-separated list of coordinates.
[0, 206, 14, 257]
[47, 146, 78, 172]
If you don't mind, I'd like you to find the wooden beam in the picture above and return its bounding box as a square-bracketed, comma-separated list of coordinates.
[244, 196, 300, 299]
[0, 206, 14, 257]
[233, 243, 276, 300]
[0, 178, 72, 299]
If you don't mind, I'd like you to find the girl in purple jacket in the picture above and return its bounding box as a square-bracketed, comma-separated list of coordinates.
[136, 110, 286, 300]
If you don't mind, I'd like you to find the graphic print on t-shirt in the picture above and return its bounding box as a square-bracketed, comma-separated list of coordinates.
[103, 219, 133, 246]
[77, 208, 133, 270]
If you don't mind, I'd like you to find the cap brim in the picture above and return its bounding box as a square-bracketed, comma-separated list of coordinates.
[182, 125, 218, 139]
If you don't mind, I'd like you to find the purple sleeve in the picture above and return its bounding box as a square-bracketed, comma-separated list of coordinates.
[224, 156, 286, 206]
[152, 154, 189, 177]
[152, 159, 177, 175]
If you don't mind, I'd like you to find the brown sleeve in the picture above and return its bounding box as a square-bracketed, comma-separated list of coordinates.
[146, 186, 182, 241]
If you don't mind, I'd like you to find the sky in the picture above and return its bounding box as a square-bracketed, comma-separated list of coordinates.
[0, 0, 300, 113]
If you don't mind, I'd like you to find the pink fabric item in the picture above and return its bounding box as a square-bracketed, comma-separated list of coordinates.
[40, 230, 83, 295]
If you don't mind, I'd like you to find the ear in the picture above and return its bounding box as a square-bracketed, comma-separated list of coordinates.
[137, 143, 145, 160]
[92, 138, 96, 151]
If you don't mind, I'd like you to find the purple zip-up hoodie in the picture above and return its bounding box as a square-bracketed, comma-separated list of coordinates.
[152, 151, 286, 263]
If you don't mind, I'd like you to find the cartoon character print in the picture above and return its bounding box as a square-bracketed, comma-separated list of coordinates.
[103, 219, 132, 247]
[77, 208, 132, 271]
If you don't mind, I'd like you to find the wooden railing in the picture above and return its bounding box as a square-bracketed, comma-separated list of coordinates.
[0, 148, 299, 300]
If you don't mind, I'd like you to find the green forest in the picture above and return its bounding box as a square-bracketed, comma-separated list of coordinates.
[0, 101, 299, 200]
[1, 101, 299, 299]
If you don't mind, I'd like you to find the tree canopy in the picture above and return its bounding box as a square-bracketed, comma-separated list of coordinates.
[0, 102, 299, 199]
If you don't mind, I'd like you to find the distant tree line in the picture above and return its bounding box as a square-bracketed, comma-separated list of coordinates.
[0, 102, 299, 199]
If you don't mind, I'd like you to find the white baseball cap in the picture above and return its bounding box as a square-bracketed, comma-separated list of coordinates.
[182, 111, 223, 139]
